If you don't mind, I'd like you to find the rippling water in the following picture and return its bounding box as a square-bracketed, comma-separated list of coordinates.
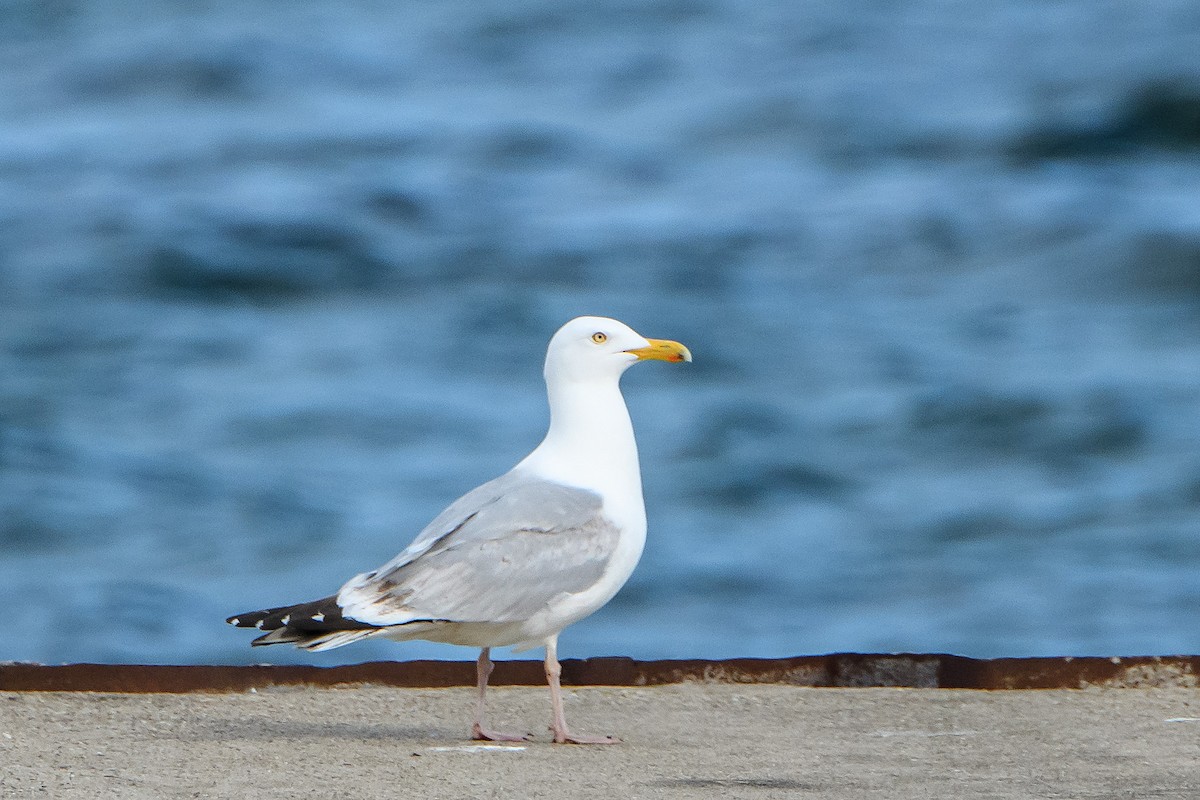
[2, 1, 1200, 665]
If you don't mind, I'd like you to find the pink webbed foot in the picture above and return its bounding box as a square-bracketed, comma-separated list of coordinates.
[551, 728, 621, 745]
[472, 724, 533, 743]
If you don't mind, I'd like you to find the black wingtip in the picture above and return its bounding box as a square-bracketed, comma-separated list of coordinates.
[226, 612, 260, 627]
[226, 596, 380, 636]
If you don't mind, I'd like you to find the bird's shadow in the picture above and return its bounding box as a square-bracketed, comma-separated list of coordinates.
[181, 717, 446, 743]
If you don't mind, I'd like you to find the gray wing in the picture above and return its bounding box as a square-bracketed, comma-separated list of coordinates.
[336, 469, 621, 626]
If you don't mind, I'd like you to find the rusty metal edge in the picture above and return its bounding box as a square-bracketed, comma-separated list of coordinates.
[1, 654, 1197, 693]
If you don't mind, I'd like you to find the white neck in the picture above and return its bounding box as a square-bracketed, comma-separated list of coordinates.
[517, 377, 644, 515]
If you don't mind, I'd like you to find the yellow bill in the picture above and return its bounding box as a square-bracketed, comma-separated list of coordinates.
[625, 338, 692, 363]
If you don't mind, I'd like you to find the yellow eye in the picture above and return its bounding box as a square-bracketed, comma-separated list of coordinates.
[591, 332, 608, 344]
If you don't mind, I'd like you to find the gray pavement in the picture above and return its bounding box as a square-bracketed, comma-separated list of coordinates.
[2, 685, 1199, 799]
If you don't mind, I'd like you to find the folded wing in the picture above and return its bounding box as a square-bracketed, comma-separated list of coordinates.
[337, 470, 621, 627]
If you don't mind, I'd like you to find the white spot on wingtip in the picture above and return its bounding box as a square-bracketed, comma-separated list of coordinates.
[229, 618, 240, 626]
[313, 613, 325, 622]
[280, 614, 290, 625]
[254, 620, 264, 629]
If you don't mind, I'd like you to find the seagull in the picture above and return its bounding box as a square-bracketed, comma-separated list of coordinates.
[228, 316, 691, 744]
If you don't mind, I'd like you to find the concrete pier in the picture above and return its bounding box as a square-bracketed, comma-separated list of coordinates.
[2, 657, 1198, 799]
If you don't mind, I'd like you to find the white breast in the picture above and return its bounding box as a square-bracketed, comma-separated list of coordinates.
[510, 379, 649, 647]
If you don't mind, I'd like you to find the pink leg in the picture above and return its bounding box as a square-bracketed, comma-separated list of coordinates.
[544, 636, 620, 745]
[471, 648, 530, 742]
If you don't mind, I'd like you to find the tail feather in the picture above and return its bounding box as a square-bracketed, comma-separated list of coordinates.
[248, 626, 382, 651]
[227, 594, 384, 651]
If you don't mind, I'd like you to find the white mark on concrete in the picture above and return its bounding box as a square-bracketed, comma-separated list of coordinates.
[1164, 717, 1200, 723]
[871, 730, 976, 738]
[426, 745, 527, 753]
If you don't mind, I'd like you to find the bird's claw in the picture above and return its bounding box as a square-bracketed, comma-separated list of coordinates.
[472, 725, 533, 743]
[550, 728, 621, 745]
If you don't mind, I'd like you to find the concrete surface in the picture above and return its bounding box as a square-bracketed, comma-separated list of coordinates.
[2, 684, 1199, 799]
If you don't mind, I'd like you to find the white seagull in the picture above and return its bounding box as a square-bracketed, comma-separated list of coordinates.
[228, 316, 691, 744]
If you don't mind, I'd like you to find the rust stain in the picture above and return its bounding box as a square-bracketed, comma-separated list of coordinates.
[0, 654, 1197, 694]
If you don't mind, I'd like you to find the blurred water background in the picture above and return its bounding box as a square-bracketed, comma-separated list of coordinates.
[2, 1, 1200, 666]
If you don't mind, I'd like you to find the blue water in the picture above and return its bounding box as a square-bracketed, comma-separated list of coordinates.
[2, 1, 1200, 666]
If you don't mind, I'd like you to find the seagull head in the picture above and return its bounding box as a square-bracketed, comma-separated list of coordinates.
[544, 316, 692, 385]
